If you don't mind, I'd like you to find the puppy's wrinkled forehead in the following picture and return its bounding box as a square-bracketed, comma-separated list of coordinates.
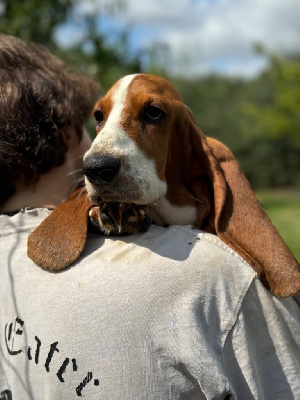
[94, 73, 182, 122]
[125, 74, 182, 101]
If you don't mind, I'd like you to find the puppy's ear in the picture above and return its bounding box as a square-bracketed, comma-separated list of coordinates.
[28, 188, 92, 271]
[184, 110, 300, 297]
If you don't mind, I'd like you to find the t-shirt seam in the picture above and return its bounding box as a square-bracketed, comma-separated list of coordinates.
[0, 222, 42, 236]
[173, 225, 255, 274]
[0, 209, 51, 236]
[220, 279, 256, 369]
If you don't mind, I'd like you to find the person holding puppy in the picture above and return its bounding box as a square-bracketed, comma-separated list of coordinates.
[0, 34, 300, 400]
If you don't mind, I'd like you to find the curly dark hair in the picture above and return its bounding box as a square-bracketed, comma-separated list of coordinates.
[0, 34, 100, 204]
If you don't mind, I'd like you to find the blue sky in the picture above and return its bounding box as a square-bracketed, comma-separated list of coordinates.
[55, 0, 300, 78]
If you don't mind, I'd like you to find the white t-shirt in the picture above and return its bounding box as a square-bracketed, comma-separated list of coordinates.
[0, 209, 299, 400]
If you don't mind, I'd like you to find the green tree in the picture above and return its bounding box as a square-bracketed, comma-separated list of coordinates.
[0, 0, 72, 49]
[243, 55, 300, 144]
[0, 0, 142, 89]
[238, 54, 300, 188]
[173, 54, 300, 188]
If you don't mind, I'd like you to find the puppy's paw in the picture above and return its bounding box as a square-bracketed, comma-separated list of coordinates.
[89, 202, 151, 236]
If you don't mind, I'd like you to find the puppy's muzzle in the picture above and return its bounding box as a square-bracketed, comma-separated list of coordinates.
[83, 154, 121, 185]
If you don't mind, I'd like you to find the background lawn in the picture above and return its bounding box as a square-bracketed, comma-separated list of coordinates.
[255, 189, 300, 262]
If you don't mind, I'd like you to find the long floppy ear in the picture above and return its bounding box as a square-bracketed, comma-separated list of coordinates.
[28, 188, 92, 271]
[184, 110, 300, 297]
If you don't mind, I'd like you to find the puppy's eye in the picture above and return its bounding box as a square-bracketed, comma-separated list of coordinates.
[143, 106, 165, 123]
[94, 109, 104, 130]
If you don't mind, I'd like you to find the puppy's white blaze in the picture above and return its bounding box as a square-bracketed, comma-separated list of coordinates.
[87, 74, 167, 203]
[157, 196, 198, 225]
[90, 74, 138, 154]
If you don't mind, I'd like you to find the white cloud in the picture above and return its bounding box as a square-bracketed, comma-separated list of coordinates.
[58, 0, 300, 78]
[121, 0, 300, 77]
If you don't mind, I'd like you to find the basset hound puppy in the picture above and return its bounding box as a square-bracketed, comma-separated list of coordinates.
[28, 74, 300, 298]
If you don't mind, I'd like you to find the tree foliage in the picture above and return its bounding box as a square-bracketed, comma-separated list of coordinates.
[0, 0, 141, 89]
[172, 56, 300, 188]
[1, 0, 72, 49]
[244, 57, 300, 144]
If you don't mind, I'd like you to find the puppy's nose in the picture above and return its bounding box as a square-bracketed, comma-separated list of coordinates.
[83, 154, 121, 184]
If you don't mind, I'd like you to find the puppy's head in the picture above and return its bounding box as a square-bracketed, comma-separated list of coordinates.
[83, 74, 183, 206]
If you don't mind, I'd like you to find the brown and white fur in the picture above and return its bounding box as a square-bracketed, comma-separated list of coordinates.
[83, 74, 198, 228]
[28, 74, 300, 298]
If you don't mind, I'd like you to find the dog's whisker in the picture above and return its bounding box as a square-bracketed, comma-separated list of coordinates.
[188, 194, 204, 204]
[140, 168, 154, 179]
[134, 167, 159, 207]
[76, 186, 87, 202]
[68, 168, 83, 177]
[83, 193, 90, 208]
[69, 177, 85, 194]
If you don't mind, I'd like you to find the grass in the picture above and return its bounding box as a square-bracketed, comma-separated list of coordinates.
[255, 189, 300, 262]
